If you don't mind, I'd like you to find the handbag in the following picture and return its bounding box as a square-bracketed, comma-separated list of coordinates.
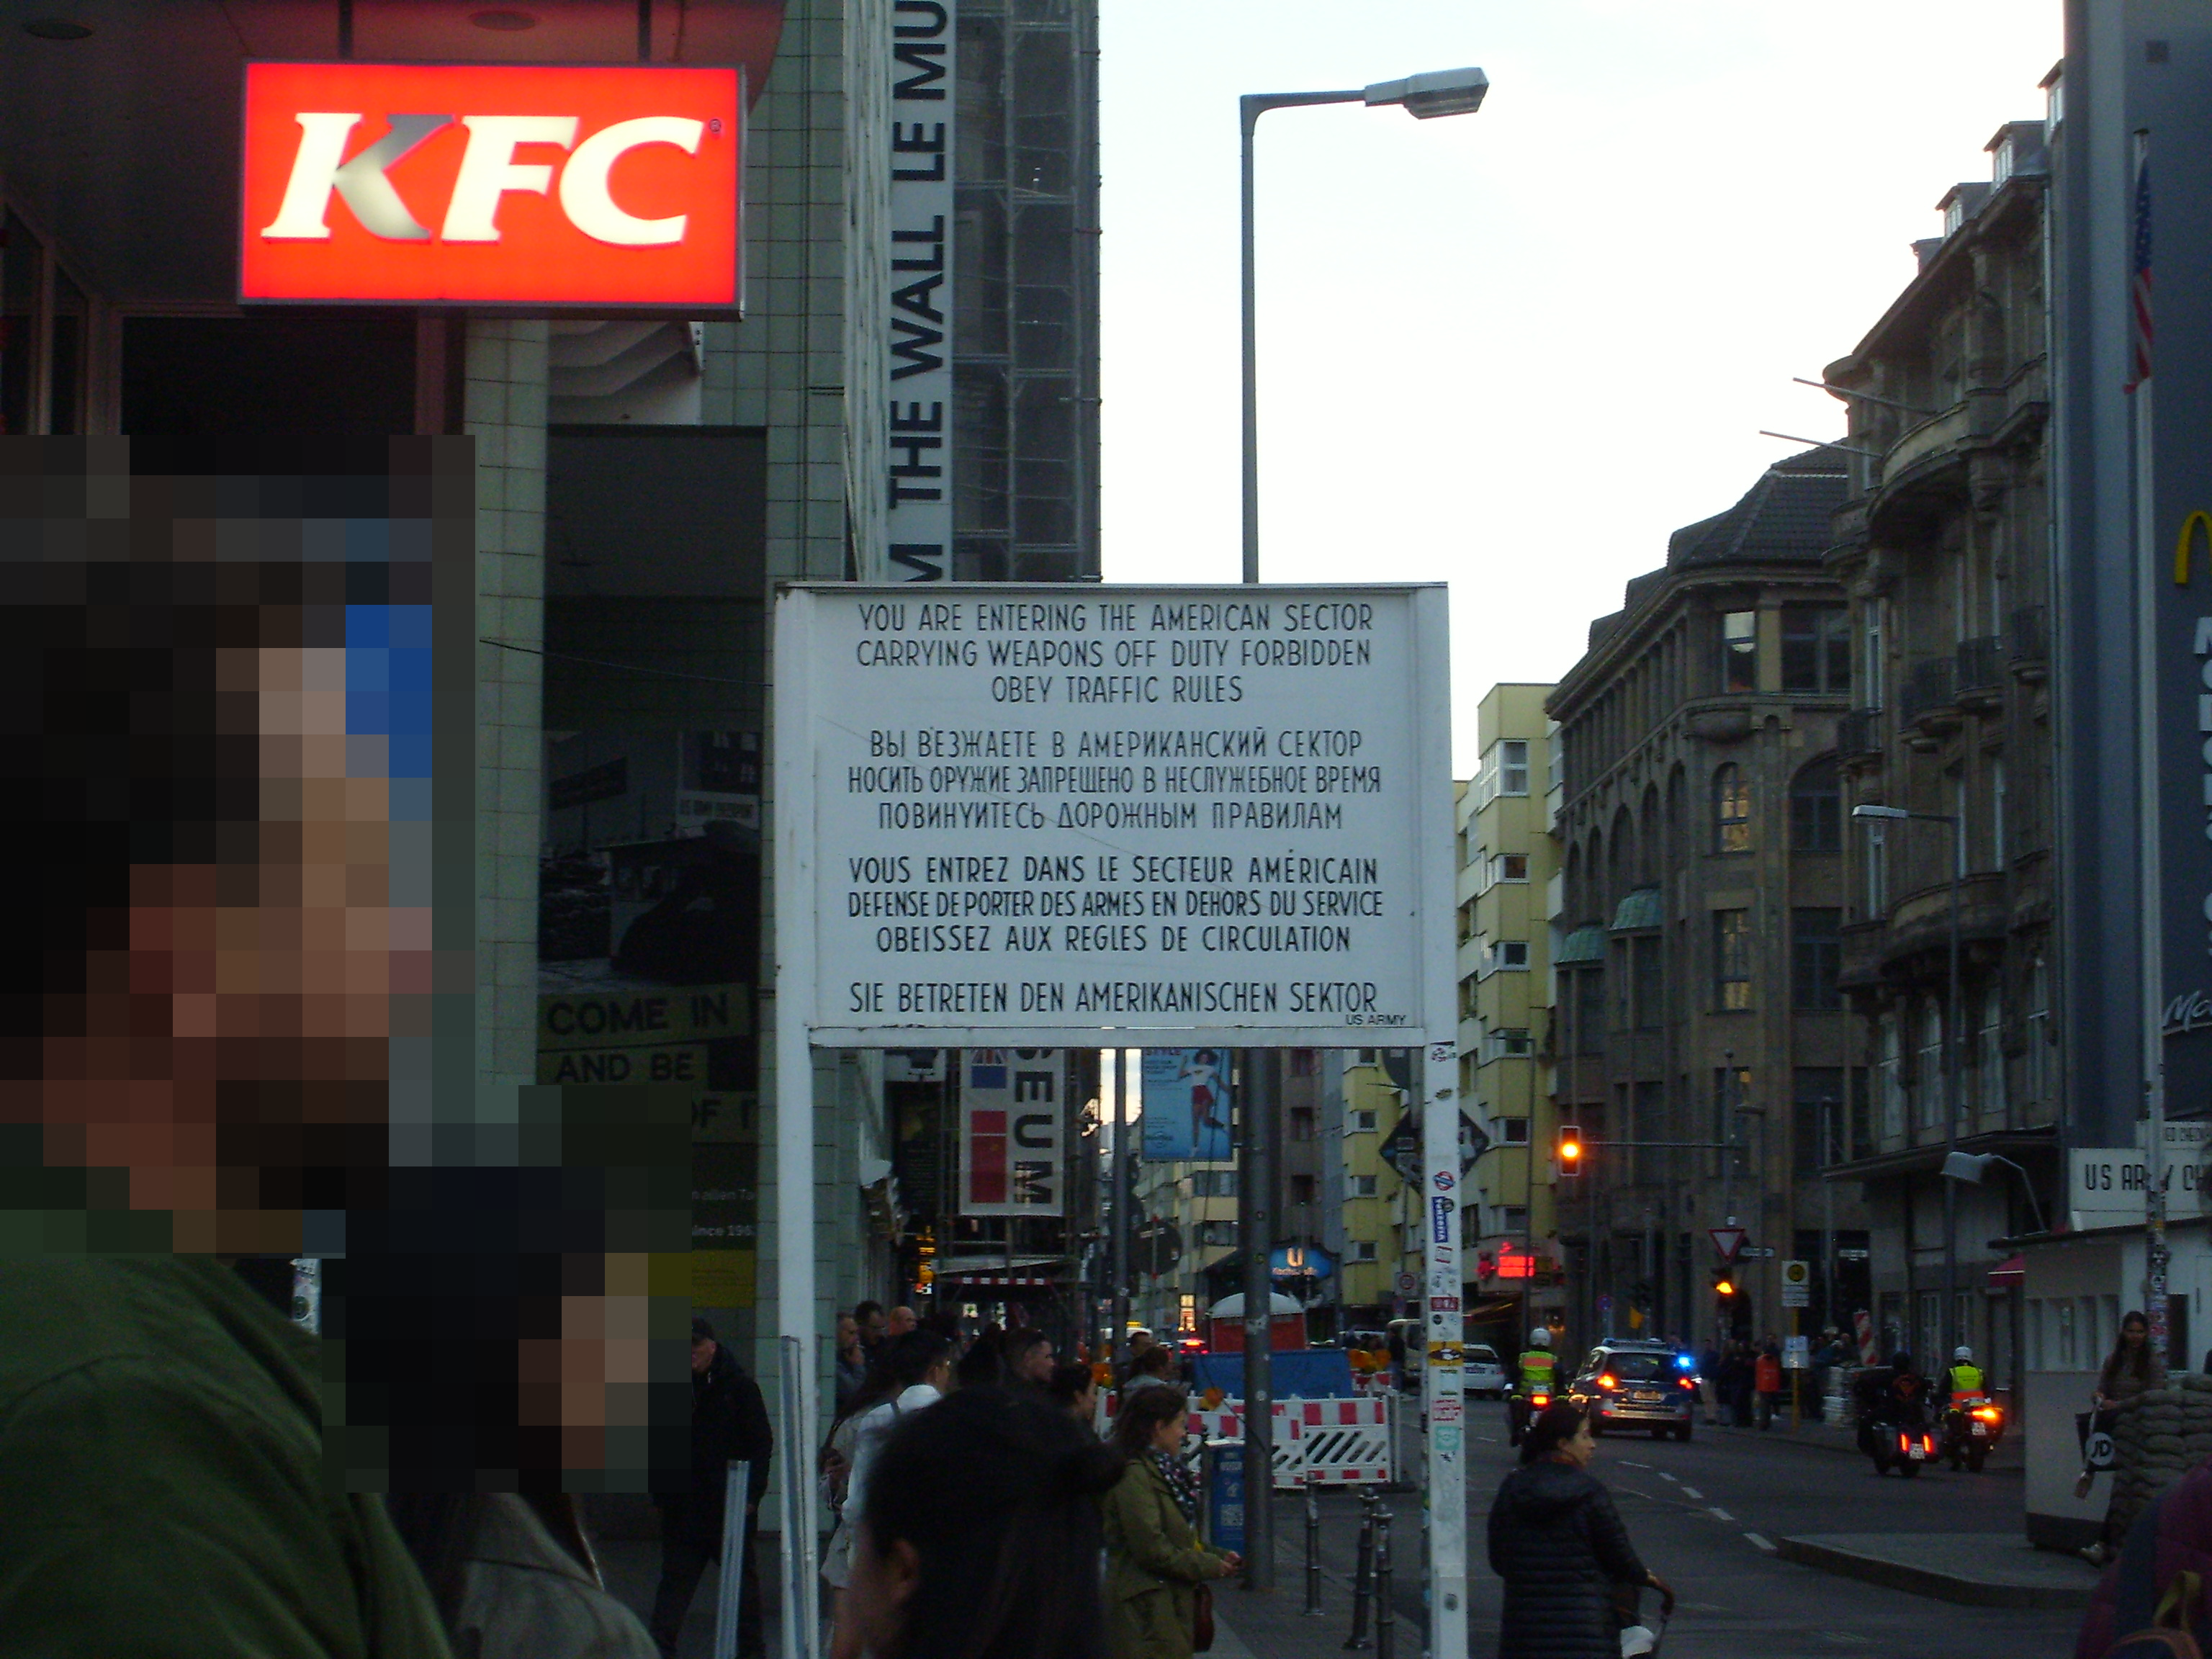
[1193, 1583, 1215, 1653]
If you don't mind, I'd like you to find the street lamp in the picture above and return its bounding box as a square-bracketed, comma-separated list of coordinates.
[1943, 1150, 2050, 1236]
[1239, 66, 1489, 583]
[1852, 802, 1963, 1364]
[1236, 67, 1486, 1604]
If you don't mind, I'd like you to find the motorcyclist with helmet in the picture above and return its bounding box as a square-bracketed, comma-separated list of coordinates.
[1946, 1344, 1986, 1403]
[1507, 1327, 1559, 1447]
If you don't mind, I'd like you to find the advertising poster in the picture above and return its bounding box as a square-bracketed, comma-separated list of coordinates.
[1141, 1047, 1233, 1162]
[958, 1048, 1065, 1215]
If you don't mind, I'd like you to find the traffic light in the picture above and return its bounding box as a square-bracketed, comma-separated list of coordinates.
[1557, 1125, 1584, 1176]
[1712, 1268, 1737, 1298]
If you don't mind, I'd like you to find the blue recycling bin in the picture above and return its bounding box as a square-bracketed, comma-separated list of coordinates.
[1203, 1441, 1246, 1555]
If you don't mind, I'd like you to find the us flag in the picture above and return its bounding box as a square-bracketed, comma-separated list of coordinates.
[2128, 142, 2154, 392]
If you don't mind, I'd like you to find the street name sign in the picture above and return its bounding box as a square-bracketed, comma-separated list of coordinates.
[777, 583, 1451, 1045]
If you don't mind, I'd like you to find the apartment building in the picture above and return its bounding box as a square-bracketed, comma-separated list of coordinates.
[1459, 691, 1570, 1353]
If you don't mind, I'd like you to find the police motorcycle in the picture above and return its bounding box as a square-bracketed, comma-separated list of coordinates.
[1854, 1354, 1937, 1478]
[1506, 1327, 1557, 1447]
[1939, 1346, 2005, 1472]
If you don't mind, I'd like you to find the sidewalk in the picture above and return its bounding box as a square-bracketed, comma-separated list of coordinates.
[1774, 1532, 2098, 1610]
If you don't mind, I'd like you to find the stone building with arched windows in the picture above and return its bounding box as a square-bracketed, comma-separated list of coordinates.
[1546, 450, 1871, 1354]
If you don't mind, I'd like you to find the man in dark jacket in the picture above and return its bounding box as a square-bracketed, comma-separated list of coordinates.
[651, 1316, 774, 1658]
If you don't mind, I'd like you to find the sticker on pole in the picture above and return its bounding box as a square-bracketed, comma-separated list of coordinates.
[1430, 1195, 1454, 1243]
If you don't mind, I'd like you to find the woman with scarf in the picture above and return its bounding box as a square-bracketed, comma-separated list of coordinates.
[1102, 1385, 1239, 1659]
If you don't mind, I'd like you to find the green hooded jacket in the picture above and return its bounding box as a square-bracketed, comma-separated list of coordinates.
[0, 1254, 453, 1659]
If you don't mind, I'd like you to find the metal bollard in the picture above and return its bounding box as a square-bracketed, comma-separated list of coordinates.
[1304, 1471, 1325, 1616]
[1374, 1503, 1396, 1659]
[1343, 1487, 1378, 1650]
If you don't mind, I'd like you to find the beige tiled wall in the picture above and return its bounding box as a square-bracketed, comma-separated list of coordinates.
[469, 317, 550, 1097]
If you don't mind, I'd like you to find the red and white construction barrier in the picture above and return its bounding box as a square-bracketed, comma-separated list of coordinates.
[1095, 1391, 1395, 1488]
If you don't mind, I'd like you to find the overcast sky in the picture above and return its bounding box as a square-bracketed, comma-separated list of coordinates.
[1097, 2, 2062, 771]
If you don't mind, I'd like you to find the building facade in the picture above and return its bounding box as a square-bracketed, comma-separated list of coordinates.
[1458, 688, 1569, 1354]
[1547, 451, 1872, 1351]
[1822, 115, 2059, 1381]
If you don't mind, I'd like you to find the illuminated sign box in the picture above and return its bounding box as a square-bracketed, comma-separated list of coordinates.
[240, 61, 742, 309]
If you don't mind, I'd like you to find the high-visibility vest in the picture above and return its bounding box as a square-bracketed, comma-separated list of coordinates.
[1519, 1350, 1556, 1391]
[1948, 1363, 1984, 1396]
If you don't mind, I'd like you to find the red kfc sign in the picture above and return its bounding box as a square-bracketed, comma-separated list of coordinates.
[240, 62, 741, 307]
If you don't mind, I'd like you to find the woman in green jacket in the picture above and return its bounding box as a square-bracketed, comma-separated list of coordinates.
[1102, 1385, 1241, 1659]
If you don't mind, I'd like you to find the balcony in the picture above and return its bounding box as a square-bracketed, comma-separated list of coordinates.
[2010, 604, 2049, 683]
[1838, 917, 1889, 992]
[1838, 706, 1884, 766]
[1899, 655, 1961, 739]
[1884, 871, 2011, 968]
[1955, 636, 2005, 711]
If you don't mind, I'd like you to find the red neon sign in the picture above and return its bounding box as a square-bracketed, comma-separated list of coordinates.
[240, 62, 742, 307]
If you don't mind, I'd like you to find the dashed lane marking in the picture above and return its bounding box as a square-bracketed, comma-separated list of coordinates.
[1658, 1471, 1680, 1483]
[1743, 1532, 1776, 1552]
[1619, 1459, 1653, 1470]
[1678, 1485, 1702, 1500]
[1707, 1506, 1735, 1521]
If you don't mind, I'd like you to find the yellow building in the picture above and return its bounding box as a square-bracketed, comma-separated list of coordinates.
[1457, 685, 1568, 1353]
[1335, 1056, 1408, 1326]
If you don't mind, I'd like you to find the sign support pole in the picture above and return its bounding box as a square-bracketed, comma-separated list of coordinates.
[773, 593, 822, 1659]
[1413, 589, 1466, 1659]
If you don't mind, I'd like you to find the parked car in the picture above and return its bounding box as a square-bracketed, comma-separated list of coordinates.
[1461, 1343, 1508, 1398]
[1565, 1340, 1696, 1440]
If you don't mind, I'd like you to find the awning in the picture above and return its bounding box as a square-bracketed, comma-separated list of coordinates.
[1557, 923, 1606, 966]
[1609, 886, 1663, 932]
[1987, 1254, 2024, 1288]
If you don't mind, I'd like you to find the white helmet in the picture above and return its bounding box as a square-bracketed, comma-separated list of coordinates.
[1953, 1345, 1973, 1362]
[1529, 1327, 1552, 1349]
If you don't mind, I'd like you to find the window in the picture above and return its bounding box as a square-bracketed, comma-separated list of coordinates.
[1790, 757, 1841, 853]
[1349, 1109, 1378, 1133]
[1714, 909, 1752, 1009]
[1345, 1241, 1379, 1264]
[1197, 1220, 1237, 1247]
[1547, 733, 1565, 794]
[1493, 852, 1529, 883]
[1722, 610, 1758, 692]
[2026, 956, 2051, 1103]
[1631, 934, 1663, 1030]
[1349, 1174, 1379, 1198]
[1289, 1107, 1317, 1141]
[1791, 908, 1843, 1010]
[1712, 1066, 1752, 1175]
[1501, 1205, 1529, 1234]
[1191, 1170, 1238, 1198]
[1865, 600, 1886, 709]
[1978, 986, 2006, 1121]
[1714, 764, 1750, 853]
[1488, 940, 1529, 974]
[1793, 1069, 1844, 1178]
[1575, 967, 1605, 1052]
[1499, 1118, 1531, 1144]
[1484, 1028, 1533, 1061]
[1992, 757, 2008, 868]
[1879, 1012, 1904, 1138]
[1457, 901, 1475, 943]
[1781, 606, 1851, 694]
[1914, 1000, 1945, 1132]
[1501, 740, 1530, 796]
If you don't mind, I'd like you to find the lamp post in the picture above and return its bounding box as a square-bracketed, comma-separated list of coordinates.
[1820, 1096, 1838, 1335]
[1236, 66, 1487, 1609]
[1853, 803, 1962, 1364]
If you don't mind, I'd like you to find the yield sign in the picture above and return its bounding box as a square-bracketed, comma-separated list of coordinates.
[1708, 1228, 1748, 1262]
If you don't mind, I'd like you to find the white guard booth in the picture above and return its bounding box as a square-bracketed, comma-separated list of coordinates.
[771, 583, 1463, 1659]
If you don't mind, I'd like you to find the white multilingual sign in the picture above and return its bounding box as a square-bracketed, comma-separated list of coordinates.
[1781, 1259, 1810, 1308]
[777, 583, 1451, 1045]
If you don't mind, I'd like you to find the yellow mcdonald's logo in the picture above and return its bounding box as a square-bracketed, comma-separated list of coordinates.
[2177, 511, 2212, 585]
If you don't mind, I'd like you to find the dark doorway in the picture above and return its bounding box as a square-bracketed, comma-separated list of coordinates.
[122, 312, 417, 436]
